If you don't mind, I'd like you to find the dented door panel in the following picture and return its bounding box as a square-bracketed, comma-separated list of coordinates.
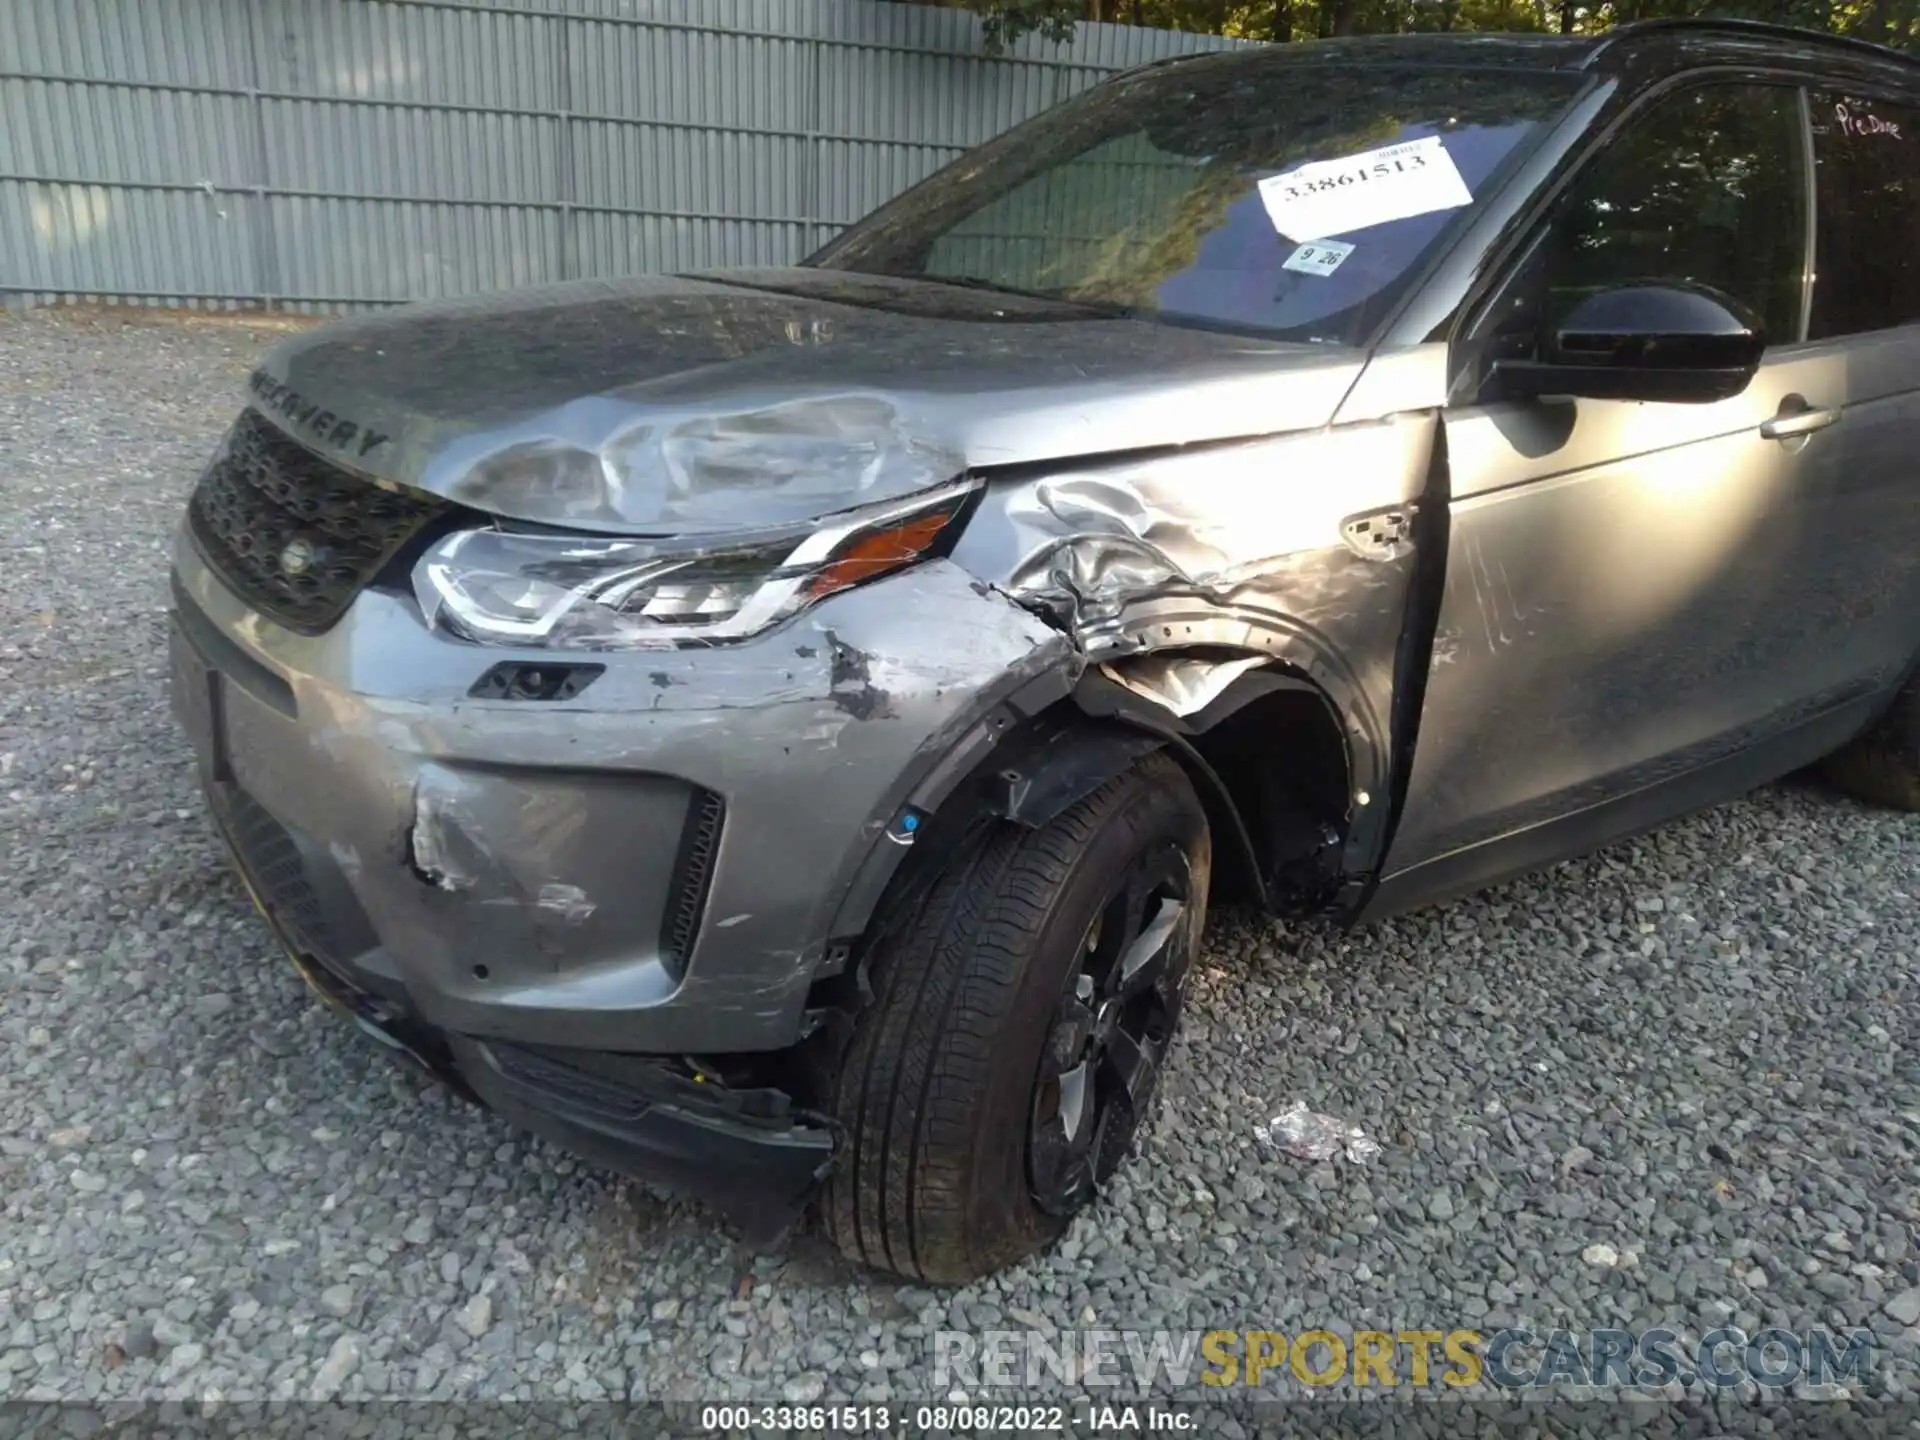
[1378, 342, 1868, 892]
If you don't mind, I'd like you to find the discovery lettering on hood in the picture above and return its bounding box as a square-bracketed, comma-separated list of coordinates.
[248, 370, 390, 459]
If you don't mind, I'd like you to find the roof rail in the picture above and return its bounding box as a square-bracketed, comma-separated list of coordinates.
[1590, 16, 1920, 70]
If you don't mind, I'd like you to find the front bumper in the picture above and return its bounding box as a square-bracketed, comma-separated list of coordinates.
[217, 872, 833, 1242]
[451, 1036, 833, 1243]
[168, 525, 1066, 1226]
[170, 528, 1065, 1053]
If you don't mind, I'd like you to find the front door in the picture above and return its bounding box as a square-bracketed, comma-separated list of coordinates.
[1375, 80, 1862, 904]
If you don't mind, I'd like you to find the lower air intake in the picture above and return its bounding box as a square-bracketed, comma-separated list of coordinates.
[661, 788, 724, 976]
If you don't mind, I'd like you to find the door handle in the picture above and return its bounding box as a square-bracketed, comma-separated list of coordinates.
[1760, 396, 1841, 441]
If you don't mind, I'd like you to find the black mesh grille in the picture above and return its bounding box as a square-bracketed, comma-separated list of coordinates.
[223, 786, 338, 966]
[187, 409, 448, 635]
[661, 788, 724, 975]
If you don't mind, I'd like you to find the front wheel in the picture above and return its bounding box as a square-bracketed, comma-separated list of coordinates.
[823, 749, 1209, 1282]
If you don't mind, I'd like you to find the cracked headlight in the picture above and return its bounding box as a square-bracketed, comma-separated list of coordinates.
[413, 480, 977, 648]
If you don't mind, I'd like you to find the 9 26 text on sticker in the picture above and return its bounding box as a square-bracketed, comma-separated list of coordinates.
[1282, 239, 1354, 277]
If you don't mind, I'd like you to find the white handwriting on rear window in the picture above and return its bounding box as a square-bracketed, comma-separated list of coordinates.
[1836, 102, 1903, 139]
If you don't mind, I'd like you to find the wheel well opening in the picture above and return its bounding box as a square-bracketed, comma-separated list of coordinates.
[1184, 684, 1351, 911]
[818, 669, 1357, 1025]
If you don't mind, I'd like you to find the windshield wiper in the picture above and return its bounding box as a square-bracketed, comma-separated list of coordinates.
[925, 275, 1136, 316]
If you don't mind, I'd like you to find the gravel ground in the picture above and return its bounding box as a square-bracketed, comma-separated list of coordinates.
[2, 305, 1918, 1418]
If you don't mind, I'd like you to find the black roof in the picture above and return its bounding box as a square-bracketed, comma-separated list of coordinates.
[1133, 18, 1919, 79]
[1146, 31, 1594, 70]
[1592, 16, 1920, 70]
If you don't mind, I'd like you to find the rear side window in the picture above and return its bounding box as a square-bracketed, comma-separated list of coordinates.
[1542, 83, 1808, 346]
[1808, 90, 1920, 340]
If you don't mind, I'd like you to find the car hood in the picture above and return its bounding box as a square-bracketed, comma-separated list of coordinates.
[249, 269, 1376, 536]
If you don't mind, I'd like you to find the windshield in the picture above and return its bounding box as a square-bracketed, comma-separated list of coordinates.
[809, 54, 1587, 345]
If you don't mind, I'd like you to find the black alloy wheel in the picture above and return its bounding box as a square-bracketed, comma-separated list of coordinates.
[824, 748, 1210, 1282]
[1028, 842, 1190, 1216]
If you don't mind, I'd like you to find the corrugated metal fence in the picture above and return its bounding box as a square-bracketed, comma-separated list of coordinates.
[0, 0, 1243, 312]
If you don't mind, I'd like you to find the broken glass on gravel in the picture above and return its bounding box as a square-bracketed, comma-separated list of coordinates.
[1255, 1101, 1382, 1164]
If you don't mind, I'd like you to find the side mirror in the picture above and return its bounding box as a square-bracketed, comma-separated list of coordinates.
[1491, 284, 1766, 405]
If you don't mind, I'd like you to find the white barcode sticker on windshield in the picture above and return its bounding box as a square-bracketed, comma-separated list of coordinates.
[1258, 135, 1472, 243]
[1281, 239, 1355, 277]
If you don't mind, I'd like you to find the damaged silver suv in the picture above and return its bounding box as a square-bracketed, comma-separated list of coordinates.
[170, 19, 1920, 1280]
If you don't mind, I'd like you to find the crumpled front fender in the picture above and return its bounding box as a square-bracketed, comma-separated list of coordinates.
[947, 344, 1449, 893]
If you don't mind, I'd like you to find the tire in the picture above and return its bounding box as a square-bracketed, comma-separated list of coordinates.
[1822, 675, 1920, 811]
[823, 749, 1210, 1282]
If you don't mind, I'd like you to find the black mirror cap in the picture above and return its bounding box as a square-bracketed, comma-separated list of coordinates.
[1556, 283, 1764, 366]
[1491, 283, 1767, 405]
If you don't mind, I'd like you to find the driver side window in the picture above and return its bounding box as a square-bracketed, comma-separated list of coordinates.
[1474, 83, 1809, 364]
[1543, 83, 1809, 344]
